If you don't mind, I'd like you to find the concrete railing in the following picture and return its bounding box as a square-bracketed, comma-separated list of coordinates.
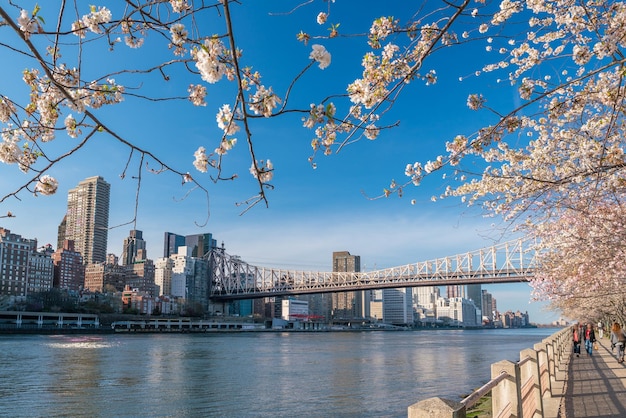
[407, 327, 571, 418]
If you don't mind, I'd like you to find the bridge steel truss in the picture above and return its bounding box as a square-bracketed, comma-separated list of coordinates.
[206, 238, 538, 301]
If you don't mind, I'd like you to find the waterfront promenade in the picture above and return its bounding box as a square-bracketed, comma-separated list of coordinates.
[555, 336, 626, 418]
[409, 328, 626, 418]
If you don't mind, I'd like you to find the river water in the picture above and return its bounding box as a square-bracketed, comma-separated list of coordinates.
[0, 328, 558, 417]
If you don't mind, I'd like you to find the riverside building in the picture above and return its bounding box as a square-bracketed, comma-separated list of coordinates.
[436, 296, 480, 327]
[281, 298, 309, 321]
[0, 228, 39, 297]
[331, 251, 366, 322]
[84, 261, 126, 293]
[52, 240, 85, 293]
[27, 245, 54, 295]
[170, 246, 209, 312]
[382, 288, 413, 326]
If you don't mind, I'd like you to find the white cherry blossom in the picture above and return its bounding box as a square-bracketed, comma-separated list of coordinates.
[309, 44, 331, 69]
[34, 175, 58, 196]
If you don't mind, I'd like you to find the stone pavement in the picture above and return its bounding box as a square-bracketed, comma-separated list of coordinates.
[556, 336, 626, 417]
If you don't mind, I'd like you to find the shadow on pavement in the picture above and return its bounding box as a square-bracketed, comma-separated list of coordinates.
[560, 338, 626, 418]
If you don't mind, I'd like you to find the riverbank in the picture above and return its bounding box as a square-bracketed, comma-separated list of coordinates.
[0, 324, 560, 335]
[0, 327, 114, 335]
[0, 310, 560, 335]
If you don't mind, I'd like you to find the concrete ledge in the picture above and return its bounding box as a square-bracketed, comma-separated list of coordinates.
[408, 397, 465, 418]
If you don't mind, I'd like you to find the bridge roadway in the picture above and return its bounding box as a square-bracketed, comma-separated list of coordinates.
[208, 238, 537, 301]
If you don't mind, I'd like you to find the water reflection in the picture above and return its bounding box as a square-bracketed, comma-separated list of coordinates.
[0, 329, 557, 417]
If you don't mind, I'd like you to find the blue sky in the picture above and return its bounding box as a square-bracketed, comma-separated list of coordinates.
[0, 1, 561, 323]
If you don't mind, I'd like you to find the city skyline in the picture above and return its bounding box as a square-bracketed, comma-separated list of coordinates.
[0, 200, 552, 323]
[0, 222, 537, 326]
[1, 208, 543, 323]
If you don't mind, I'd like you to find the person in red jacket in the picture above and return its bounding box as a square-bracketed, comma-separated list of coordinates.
[584, 322, 596, 356]
[572, 324, 582, 357]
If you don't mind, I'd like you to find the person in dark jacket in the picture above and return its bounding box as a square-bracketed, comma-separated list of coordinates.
[584, 322, 596, 356]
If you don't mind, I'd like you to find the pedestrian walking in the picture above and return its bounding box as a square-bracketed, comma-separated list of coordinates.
[572, 324, 582, 357]
[584, 323, 596, 356]
[610, 322, 626, 363]
[598, 321, 604, 339]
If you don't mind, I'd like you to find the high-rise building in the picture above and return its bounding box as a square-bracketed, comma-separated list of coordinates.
[163, 232, 185, 258]
[185, 233, 216, 258]
[154, 257, 174, 296]
[62, 176, 110, 264]
[121, 230, 147, 265]
[57, 216, 67, 251]
[482, 289, 496, 321]
[331, 251, 363, 321]
[163, 232, 217, 259]
[467, 284, 482, 311]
